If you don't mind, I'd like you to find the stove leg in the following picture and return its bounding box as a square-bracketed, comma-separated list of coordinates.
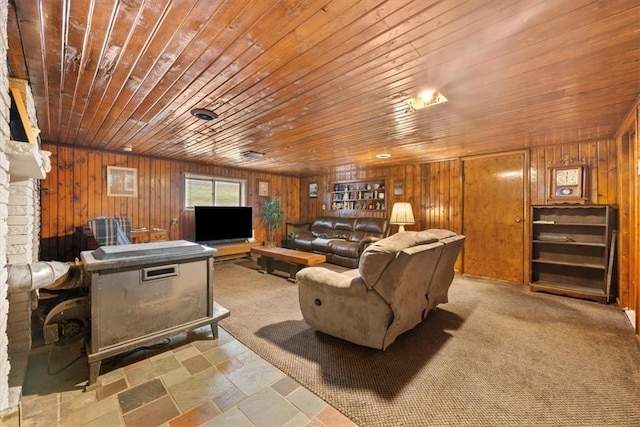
[210, 322, 219, 339]
[85, 360, 102, 391]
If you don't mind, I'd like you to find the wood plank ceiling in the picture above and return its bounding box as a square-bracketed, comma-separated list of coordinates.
[7, 0, 640, 177]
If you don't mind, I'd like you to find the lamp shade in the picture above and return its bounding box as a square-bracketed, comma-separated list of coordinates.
[390, 202, 415, 232]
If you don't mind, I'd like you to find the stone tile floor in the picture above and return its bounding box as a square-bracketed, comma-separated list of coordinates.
[17, 327, 357, 426]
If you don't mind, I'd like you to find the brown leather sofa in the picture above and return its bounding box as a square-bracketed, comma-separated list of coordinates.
[291, 216, 390, 268]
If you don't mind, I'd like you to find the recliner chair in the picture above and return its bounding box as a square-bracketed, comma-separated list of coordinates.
[296, 229, 465, 349]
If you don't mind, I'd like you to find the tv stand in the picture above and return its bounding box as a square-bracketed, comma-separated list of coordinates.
[212, 241, 262, 261]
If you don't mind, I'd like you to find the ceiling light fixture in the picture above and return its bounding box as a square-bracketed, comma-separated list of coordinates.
[403, 90, 448, 110]
[376, 152, 391, 159]
[190, 108, 218, 120]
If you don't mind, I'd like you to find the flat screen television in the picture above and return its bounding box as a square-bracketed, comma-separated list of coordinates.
[194, 206, 253, 245]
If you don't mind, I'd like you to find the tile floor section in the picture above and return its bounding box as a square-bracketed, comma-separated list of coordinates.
[17, 326, 358, 427]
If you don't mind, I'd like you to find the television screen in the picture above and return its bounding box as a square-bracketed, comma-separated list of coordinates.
[194, 206, 253, 244]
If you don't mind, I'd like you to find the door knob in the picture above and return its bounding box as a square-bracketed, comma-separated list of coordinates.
[515, 217, 522, 223]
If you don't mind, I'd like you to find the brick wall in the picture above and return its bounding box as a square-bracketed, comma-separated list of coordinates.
[0, 0, 11, 412]
[6, 178, 38, 411]
[0, 0, 44, 415]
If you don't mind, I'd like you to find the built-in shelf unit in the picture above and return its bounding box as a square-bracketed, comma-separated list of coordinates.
[330, 179, 386, 211]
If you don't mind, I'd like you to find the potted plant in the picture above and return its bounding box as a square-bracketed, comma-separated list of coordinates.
[262, 196, 284, 246]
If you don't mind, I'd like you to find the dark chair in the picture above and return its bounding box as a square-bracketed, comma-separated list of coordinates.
[87, 216, 131, 246]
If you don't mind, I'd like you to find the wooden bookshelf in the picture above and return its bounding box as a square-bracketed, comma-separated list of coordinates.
[530, 205, 616, 303]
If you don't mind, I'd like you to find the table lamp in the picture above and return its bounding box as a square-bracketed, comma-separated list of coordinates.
[390, 202, 415, 232]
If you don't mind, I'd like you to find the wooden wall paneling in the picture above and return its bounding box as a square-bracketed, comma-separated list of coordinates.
[86, 150, 98, 221]
[60, 145, 74, 261]
[163, 158, 181, 231]
[122, 153, 133, 216]
[625, 129, 634, 308]
[422, 160, 462, 233]
[97, 150, 106, 217]
[530, 147, 544, 206]
[179, 167, 194, 242]
[252, 172, 266, 244]
[298, 176, 313, 221]
[430, 162, 442, 229]
[164, 158, 174, 231]
[427, 162, 438, 228]
[440, 161, 450, 231]
[412, 165, 427, 230]
[588, 141, 600, 203]
[317, 177, 330, 219]
[145, 158, 157, 228]
[125, 155, 136, 226]
[147, 159, 157, 229]
[421, 159, 462, 270]
[39, 144, 300, 261]
[615, 96, 639, 327]
[102, 152, 112, 216]
[103, 151, 114, 218]
[320, 176, 330, 219]
[422, 164, 432, 228]
[40, 146, 56, 260]
[607, 139, 618, 207]
[403, 164, 422, 231]
[76, 148, 89, 257]
[635, 153, 639, 337]
[169, 160, 180, 240]
[451, 160, 462, 234]
[130, 154, 140, 226]
[154, 158, 164, 229]
[115, 153, 131, 217]
[386, 166, 402, 233]
[522, 150, 532, 284]
[146, 158, 156, 228]
[618, 133, 632, 309]
[52, 146, 64, 259]
[130, 155, 140, 225]
[533, 141, 614, 206]
[634, 108, 639, 336]
[284, 175, 300, 224]
[631, 101, 639, 336]
[439, 161, 449, 229]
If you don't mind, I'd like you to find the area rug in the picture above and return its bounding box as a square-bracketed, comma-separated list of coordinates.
[214, 262, 640, 427]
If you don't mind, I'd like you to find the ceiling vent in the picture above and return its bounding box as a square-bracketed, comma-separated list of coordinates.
[190, 108, 218, 120]
[241, 150, 265, 159]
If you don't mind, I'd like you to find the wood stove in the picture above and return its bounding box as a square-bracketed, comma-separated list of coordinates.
[80, 240, 229, 390]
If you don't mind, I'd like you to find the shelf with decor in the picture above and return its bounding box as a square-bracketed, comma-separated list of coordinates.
[530, 205, 616, 303]
[330, 179, 386, 211]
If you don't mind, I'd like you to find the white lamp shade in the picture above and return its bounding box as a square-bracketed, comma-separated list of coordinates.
[390, 202, 415, 232]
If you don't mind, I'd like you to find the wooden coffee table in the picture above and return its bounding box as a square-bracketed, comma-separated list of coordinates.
[251, 246, 326, 282]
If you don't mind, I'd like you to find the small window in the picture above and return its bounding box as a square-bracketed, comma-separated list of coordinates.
[184, 174, 246, 209]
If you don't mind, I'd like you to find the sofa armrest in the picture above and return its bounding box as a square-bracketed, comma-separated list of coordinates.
[291, 230, 315, 252]
[291, 230, 314, 240]
[359, 236, 382, 251]
[296, 267, 363, 295]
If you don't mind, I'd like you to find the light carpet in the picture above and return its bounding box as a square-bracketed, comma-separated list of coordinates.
[214, 261, 640, 427]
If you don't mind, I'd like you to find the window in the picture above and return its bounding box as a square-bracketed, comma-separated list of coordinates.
[185, 174, 246, 208]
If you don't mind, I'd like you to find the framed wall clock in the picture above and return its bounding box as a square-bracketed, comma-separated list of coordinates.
[547, 163, 588, 204]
